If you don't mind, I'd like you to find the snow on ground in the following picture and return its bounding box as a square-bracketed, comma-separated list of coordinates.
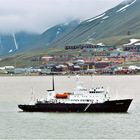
[116, 0, 136, 13]
[87, 13, 105, 22]
[124, 39, 140, 46]
[124, 39, 140, 45]
[134, 43, 140, 45]
[128, 65, 140, 70]
[129, 39, 140, 44]
[97, 43, 105, 46]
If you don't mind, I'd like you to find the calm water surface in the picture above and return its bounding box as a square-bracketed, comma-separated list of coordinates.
[0, 76, 140, 139]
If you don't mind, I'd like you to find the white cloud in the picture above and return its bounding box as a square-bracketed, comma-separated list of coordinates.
[0, 0, 123, 34]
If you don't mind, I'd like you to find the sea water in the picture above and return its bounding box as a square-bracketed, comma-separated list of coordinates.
[0, 76, 140, 139]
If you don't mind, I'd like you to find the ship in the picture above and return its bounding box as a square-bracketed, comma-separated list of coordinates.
[18, 76, 132, 112]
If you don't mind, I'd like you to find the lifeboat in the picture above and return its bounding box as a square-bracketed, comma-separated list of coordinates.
[55, 92, 69, 99]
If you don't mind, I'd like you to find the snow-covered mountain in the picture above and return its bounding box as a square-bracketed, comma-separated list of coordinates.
[40, 20, 80, 45]
[0, 20, 80, 56]
[49, 0, 140, 47]
[1, 0, 140, 56]
[0, 32, 39, 56]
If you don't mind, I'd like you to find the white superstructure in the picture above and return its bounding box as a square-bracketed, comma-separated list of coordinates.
[46, 84, 110, 104]
[30, 76, 110, 105]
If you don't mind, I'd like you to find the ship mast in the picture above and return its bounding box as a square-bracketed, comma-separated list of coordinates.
[52, 75, 55, 91]
[47, 75, 55, 91]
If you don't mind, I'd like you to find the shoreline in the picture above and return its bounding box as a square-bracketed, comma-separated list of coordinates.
[0, 73, 140, 77]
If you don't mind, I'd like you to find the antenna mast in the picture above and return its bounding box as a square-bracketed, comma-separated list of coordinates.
[52, 75, 55, 91]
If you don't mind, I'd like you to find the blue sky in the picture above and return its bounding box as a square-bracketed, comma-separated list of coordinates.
[0, 0, 124, 33]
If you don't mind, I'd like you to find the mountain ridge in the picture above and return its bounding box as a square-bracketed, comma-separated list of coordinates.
[46, 0, 140, 48]
[1, 0, 140, 58]
[0, 20, 80, 57]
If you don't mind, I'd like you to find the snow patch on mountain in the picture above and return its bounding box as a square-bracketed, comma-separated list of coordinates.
[124, 39, 140, 45]
[117, 0, 136, 13]
[87, 13, 106, 22]
[120, 9, 126, 13]
[56, 31, 60, 35]
[9, 49, 13, 53]
[56, 28, 62, 35]
[102, 16, 109, 20]
[13, 33, 18, 50]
